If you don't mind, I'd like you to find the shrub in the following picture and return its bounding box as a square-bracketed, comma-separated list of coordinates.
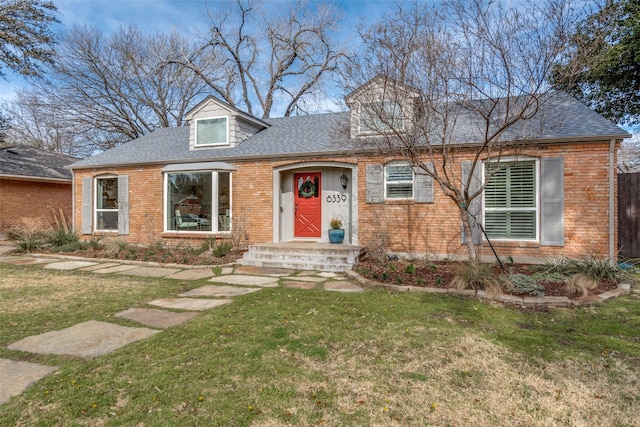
[8, 227, 46, 253]
[451, 262, 502, 296]
[504, 273, 546, 297]
[565, 273, 598, 298]
[404, 263, 416, 274]
[540, 253, 625, 282]
[213, 241, 233, 257]
[45, 227, 82, 249]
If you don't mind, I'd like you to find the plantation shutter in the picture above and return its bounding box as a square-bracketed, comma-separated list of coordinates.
[484, 162, 536, 239]
[541, 157, 564, 246]
[414, 164, 434, 203]
[366, 164, 383, 203]
[117, 175, 129, 235]
[81, 176, 92, 234]
[461, 161, 482, 245]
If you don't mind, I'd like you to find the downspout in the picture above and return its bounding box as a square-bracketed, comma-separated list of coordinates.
[609, 139, 616, 260]
[71, 169, 76, 234]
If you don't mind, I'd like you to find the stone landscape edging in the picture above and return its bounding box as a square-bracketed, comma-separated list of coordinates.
[28, 252, 236, 270]
[345, 270, 632, 307]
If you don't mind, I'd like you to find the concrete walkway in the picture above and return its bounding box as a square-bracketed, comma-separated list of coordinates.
[0, 249, 363, 404]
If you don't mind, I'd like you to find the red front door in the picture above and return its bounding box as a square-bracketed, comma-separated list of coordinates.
[294, 172, 321, 238]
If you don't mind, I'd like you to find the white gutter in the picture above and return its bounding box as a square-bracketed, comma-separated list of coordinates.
[609, 139, 616, 260]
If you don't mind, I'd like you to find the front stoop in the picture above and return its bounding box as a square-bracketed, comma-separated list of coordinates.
[238, 242, 366, 272]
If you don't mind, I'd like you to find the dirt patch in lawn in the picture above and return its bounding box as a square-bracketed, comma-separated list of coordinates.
[354, 258, 619, 298]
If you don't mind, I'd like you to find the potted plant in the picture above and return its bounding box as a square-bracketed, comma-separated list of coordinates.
[328, 218, 345, 244]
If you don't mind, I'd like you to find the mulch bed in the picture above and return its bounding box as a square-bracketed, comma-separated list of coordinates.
[354, 258, 619, 298]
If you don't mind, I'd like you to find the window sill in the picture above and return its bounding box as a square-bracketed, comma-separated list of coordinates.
[384, 199, 415, 205]
[161, 232, 229, 239]
[483, 240, 540, 249]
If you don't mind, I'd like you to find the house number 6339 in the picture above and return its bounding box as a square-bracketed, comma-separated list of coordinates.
[327, 194, 348, 203]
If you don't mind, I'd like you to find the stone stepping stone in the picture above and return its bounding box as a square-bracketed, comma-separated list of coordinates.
[0, 359, 59, 404]
[296, 270, 320, 276]
[44, 260, 99, 270]
[2, 257, 56, 265]
[283, 281, 318, 290]
[209, 275, 279, 287]
[324, 282, 364, 293]
[317, 272, 340, 278]
[117, 266, 182, 278]
[79, 262, 121, 271]
[288, 276, 326, 283]
[92, 265, 139, 274]
[8, 320, 160, 358]
[165, 268, 218, 280]
[180, 285, 261, 298]
[148, 298, 232, 311]
[233, 265, 294, 277]
[115, 308, 197, 328]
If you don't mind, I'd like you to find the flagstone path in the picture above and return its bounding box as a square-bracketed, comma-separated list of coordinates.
[0, 250, 363, 404]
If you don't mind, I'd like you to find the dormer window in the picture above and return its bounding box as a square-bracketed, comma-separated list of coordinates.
[359, 101, 404, 134]
[196, 117, 228, 146]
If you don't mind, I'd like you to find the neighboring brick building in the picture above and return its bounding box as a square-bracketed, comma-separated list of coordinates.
[0, 146, 75, 235]
[69, 79, 630, 263]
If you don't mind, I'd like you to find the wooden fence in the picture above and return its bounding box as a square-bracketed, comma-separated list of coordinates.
[619, 172, 640, 258]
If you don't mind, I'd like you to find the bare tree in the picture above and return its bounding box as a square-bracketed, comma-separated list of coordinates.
[0, 0, 58, 79]
[167, 0, 347, 118]
[343, 0, 581, 261]
[20, 25, 209, 151]
[2, 89, 95, 157]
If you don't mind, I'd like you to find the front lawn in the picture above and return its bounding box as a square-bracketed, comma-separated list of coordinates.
[1, 263, 639, 426]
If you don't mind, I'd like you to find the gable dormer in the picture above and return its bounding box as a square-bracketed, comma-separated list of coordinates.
[344, 75, 421, 139]
[186, 96, 269, 150]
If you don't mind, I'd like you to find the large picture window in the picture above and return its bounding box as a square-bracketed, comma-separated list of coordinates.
[165, 171, 231, 232]
[385, 163, 413, 199]
[95, 177, 119, 231]
[196, 117, 228, 146]
[484, 161, 537, 239]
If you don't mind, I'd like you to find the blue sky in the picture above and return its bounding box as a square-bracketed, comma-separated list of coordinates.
[0, 0, 394, 101]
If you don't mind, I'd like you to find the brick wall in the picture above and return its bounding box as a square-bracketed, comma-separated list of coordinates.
[0, 178, 72, 233]
[72, 139, 618, 261]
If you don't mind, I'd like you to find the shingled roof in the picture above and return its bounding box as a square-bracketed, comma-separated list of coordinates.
[0, 146, 75, 182]
[69, 92, 629, 170]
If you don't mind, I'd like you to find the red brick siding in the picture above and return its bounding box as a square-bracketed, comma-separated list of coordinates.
[72, 140, 618, 260]
[0, 178, 72, 233]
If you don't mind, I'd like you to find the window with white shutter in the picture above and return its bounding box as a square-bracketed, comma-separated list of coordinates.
[484, 161, 537, 239]
[385, 163, 413, 199]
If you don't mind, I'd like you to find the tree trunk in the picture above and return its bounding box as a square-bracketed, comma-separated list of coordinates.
[460, 207, 478, 262]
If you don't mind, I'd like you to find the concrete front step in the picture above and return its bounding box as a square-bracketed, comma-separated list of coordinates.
[239, 242, 366, 272]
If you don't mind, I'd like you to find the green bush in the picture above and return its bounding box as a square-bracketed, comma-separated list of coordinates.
[213, 241, 233, 257]
[452, 262, 502, 295]
[540, 253, 625, 282]
[8, 227, 46, 253]
[504, 273, 546, 297]
[404, 263, 416, 274]
[45, 227, 82, 249]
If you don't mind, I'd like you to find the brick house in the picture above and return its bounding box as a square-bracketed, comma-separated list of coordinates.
[69, 81, 630, 263]
[0, 146, 75, 234]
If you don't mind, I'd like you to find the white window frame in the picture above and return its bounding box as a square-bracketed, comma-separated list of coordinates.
[195, 116, 229, 146]
[483, 158, 540, 242]
[163, 170, 232, 233]
[358, 101, 404, 135]
[384, 162, 414, 200]
[94, 176, 119, 232]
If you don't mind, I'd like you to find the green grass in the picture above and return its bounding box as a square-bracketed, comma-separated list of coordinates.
[1, 263, 639, 426]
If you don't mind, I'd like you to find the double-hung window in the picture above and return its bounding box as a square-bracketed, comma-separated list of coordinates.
[385, 163, 413, 199]
[195, 117, 228, 146]
[359, 101, 403, 134]
[95, 177, 118, 231]
[165, 170, 231, 232]
[484, 161, 537, 240]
